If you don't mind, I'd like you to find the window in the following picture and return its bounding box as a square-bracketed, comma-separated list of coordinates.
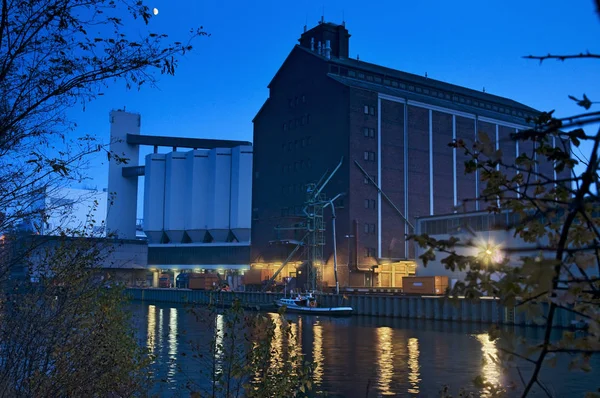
[306, 114, 311, 124]
[364, 105, 369, 114]
[364, 223, 369, 233]
[363, 127, 369, 137]
[364, 247, 376, 257]
[363, 127, 375, 138]
[283, 123, 287, 131]
[364, 199, 370, 209]
[370, 106, 375, 116]
[391, 81, 399, 88]
[348, 70, 356, 77]
[302, 95, 306, 103]
[364, 151, 376, 162]
[366, 75, 373, 82]
[254, 171, 260, 179]
[370, 223, 376, 234]
[369, 128, 375, 138]
[374, 76, 382, 84]
[358, 72, 365, 79]
[301, 115, 306, 125]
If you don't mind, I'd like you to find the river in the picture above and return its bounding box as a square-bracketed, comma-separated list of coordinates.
[129, 301, 597, 397]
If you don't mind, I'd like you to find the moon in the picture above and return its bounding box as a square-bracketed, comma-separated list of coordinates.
[153, 7, 159, 15]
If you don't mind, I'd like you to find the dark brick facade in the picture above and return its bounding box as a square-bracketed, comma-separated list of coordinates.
[252, 22, 564, 287]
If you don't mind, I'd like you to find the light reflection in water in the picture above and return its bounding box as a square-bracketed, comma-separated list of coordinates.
[376, 327, 394, 395]
[407, 337, 421, 395]
[268, 313, 283, 371]
[167, 308, 178, 377]
[313, 321, 324, 386]
[158, 308, 164, 350]
[147, 305, 156, 353]
[215, 314, 224, 373]
[475, 333, 501, 395]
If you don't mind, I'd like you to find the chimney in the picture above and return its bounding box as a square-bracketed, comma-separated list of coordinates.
[324, 40, 331, 59]
[298, 22, 351, 58]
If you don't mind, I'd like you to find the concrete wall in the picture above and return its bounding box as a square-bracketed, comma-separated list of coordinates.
[106, 110, 140, 239]
[125, 288, 578, 328]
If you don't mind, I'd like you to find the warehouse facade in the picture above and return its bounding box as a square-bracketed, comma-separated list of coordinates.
[251, 21, 565, 287]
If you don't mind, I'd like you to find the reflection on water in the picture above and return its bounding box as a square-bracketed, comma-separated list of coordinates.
[132, 302, 597, 397]
[147, 304, 156, 353]
[476, 333, 501, 395]
[313, 321, 324, 387]
[168, 308, 178, 378]
[376, 327, 394, 396]
[268, 313, 283, 371]
[407, 337, 421, 395]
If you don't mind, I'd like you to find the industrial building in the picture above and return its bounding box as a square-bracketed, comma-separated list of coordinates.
[251, 20, 567, 288]
[20, 187, 108, 237]
[105, 110, 253, 284]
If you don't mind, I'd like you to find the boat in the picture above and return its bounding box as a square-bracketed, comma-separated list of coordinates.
[275, 291, 353, 316]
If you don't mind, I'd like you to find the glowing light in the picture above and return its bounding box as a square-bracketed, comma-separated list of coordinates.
[407, 337, 421, 395]
[476, 239, 504, 265]
[376, 327, 394, 395]
[475, 333, 501, 396]
[153, 7, 159, 15]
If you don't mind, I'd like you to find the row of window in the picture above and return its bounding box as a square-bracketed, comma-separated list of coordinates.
[363, 151, 376, 162]
[363, 105, 376, 115]
[364, 199, 377, 209]
[281, 183, 310, 195]
[329, 65, 535, 120]
[283, 114, 311, 131]
[281, 136, 313, 152]
[364, 223, 376, 234]
[280, 201, 346, 217]
[288, 95, 307, 108]
[282, 159, 312, 174]
[421, 213, 514, 235]
[363, 127, 376, 138]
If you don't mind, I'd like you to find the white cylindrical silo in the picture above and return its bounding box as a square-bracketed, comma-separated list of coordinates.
[184, 150, 209, 242]
[164, 151, 187, 243]
[207, 148, 231, 242]
[229, 146, 253, 242]
[143, 153, 166, 243]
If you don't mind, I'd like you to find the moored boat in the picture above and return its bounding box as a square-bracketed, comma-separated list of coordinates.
[275, 292, 353, 316]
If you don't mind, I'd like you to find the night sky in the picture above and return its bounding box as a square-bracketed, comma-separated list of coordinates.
[68, 0, 600, 198]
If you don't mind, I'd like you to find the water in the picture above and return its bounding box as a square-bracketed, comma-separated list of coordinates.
[129, 302, 598, 397]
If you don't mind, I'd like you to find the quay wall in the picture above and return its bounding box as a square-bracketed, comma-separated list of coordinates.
[125, 288, 578, 328]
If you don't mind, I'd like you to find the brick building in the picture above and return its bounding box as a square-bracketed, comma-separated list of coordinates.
[251, 21, 564, 288]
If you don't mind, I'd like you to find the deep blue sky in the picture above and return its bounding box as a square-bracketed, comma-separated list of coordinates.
[70, 0, 600, 191]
